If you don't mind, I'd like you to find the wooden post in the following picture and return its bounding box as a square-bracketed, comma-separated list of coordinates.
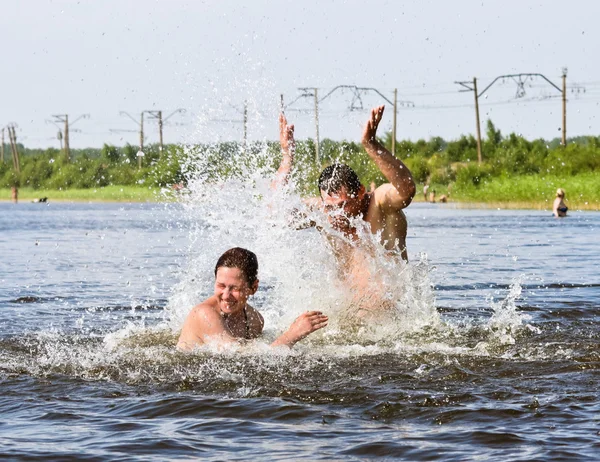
[392, 88, 397, 156]
[158, 110, 164, 154]
[314, 88, 320, 164]
[13, 126, 20, 173]
[562, 73, 567, 146]
[139, 112, 145, 154]
[473, 77, 483, 164]
[9, 126, 20, 173]
[64, 115, 70, 163]
[9, 127, 17, 170]
[243, 100, 248, 153]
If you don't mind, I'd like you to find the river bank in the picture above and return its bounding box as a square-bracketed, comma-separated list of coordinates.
[2, 178, 599, 211]
[0, 186, 168, 203]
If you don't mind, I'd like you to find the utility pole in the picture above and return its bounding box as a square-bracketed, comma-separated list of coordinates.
[392, 88, 397, 156]
[473, 78, 483, 164]
[119, 110, 145, 152]
[139, 112, 145, 168]
[562, 68, 567, 146]
[158, 111, 163, 150]
[64, 115, 70, 161]
[140, 112, 145, 153]
[51, 113, 89, 162]
[7, 124, 20, 173]
[295, 85, 413, 160]
[119, 111, 146, 167]
[296, 87, 321, 163]
[457, 72, 571, 155]
[145, 109, 186, 155]
[243, 101, 248, 152]
[314, 88, 320, 164]
[455, 78, 483, 164]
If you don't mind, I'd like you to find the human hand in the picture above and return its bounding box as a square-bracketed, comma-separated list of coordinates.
[362, 105, 385, 146]
[279, 113, 295, 156]
[285, 310, 328, 344]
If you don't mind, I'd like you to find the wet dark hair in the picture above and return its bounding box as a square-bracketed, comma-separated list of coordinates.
[214, 247, 259, 286]
[318, 163, 362, 196]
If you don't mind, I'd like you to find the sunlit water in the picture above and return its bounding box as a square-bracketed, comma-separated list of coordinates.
[1, 183, 598, 459]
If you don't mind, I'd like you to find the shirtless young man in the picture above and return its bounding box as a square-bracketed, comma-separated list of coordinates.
[275, 105, 416, 261]
[177, 247, 328, 350]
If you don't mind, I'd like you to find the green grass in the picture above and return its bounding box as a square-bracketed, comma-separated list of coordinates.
[455, 173, 600, 209]
[417, 173, 600, 210]
[3, 174, 600, 211]
[0, 185, 169, 202]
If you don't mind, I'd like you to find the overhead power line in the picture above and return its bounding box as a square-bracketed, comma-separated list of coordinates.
[49, 113, 90, 162]
[455, 70, 577, 162]
[290, 85, 414, 161]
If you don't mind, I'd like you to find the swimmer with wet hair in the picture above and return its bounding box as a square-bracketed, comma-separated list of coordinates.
[274, 106, 416, 261]
[177, 247, 328, 350]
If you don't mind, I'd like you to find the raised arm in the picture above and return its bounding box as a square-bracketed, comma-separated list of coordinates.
[271, 310, 328, 348]
[362, 106, 416, 208]
[271, 113, 296, 189]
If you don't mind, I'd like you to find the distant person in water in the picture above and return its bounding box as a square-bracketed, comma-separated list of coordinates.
[177, 247, 328, 351]
[11, 186, 18, 204]
[553, 188, 568, 217]
[274, 106, 416, 261]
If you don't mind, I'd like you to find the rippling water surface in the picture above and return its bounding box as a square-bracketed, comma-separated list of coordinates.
[1, 199, 598, 460]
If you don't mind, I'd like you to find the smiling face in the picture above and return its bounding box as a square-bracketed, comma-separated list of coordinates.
[214, 267, 258, 316]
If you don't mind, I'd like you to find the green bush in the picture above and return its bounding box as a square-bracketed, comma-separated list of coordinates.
[404, 157, 430, 183]
[455, 163, 492, 188]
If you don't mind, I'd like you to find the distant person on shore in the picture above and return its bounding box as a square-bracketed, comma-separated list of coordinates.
[177, 247, 328, 351]
[11, 186, 18, 204]
[423, 183, 429, 202]
[428, 189, 436, 203]
[553, 188, 568, 217]
[274, 105, 416, 262]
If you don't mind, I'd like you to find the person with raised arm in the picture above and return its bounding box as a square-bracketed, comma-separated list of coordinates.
[177, 247, 328, 351]
[275, 106, 416, 261]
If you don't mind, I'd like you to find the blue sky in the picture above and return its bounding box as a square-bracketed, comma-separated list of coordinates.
[2, 0, 599, 148]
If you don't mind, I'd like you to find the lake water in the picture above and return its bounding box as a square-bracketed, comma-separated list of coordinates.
[1, 197, 598, 460]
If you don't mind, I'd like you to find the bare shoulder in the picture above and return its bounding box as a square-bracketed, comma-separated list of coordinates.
[177, 298, 226, 350]
[182, 299, 222, 331]
[372, 184, 405, 210]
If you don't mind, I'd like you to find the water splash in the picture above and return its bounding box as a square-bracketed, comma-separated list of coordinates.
[165, 143, 440, 348]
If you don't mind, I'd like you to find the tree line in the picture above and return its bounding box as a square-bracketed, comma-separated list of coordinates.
[1, 120, 599, 195]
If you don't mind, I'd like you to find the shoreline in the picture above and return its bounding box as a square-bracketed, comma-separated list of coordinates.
[0, 186, 174, 204]
[2, 193, 598, 212]
[411, 198, 599, 211]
